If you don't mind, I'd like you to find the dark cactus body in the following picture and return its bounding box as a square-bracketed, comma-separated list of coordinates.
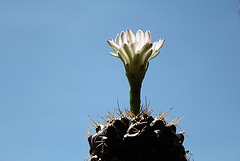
[88, 111, 188, 161]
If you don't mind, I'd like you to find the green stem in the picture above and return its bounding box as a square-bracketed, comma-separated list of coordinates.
[128, 75, 142, 116]
[129, 84, 141, 116]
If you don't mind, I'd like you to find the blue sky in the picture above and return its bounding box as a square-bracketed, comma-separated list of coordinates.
[0, 0, 240, 161]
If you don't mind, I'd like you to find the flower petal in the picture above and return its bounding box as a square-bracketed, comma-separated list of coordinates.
[109, 52, 119, 58]
[121, 31, 127, 44]
[139, 43, 153, 56]
[144, 30, 151, 43]
[107, 40, 120, 51]
[123, 44, 132, 61]
[154, 39, 165, 52]
[149, 51, 160, 61]
[115, 34, 121, 46]
[117, 51, 127, 65]
[129, 43, 136, 57]
[142, 49, 153, 66]
[152, 41, 157, 51]
[136, 30, 144, 51]
[126, 29, 135, 44]
[118, 47, 130, 65]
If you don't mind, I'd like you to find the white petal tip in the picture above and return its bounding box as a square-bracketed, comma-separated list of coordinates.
[109, 52, 119, 58]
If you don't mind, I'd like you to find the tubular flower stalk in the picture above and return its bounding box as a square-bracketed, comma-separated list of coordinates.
[107, 29, 165, 116]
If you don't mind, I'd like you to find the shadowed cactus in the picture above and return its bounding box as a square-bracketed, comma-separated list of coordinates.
[88, 108, 187, 161]
[87, 29, 189, 161]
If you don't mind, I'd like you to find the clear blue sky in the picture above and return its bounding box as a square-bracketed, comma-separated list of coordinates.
[0, 0, 240, 161]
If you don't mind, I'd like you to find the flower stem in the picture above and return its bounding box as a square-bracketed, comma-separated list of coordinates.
[129, 83, 141, 116]
[127, 73, 142, 116]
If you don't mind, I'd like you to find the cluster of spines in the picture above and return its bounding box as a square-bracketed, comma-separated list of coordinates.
[86, 107, 189, 161]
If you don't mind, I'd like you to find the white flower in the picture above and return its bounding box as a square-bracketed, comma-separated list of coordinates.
[107, 29, 164, 78]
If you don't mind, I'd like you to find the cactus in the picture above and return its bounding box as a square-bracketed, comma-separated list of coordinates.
[87, 29, 188, 161]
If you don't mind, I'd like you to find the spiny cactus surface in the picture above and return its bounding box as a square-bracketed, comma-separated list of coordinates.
[87, 109, 188, 161]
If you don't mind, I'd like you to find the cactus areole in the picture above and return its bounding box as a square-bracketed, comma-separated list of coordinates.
[107, 29, 165, 116]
